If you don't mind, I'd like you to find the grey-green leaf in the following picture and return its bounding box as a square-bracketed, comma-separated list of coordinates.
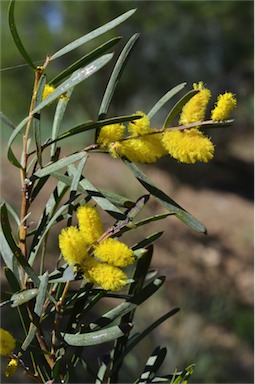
[11, 289, 39, 307]
[50, 9, 136, 61]
[30, 152, 87, 181]
[123, 159, 207, 234]
[62, 323, 133, 346]
[98, 33, 140, 122]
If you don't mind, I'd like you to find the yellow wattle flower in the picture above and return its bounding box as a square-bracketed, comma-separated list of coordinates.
[77, 206, 103, 244]
[179, 82, 211, 125]
[94, 238, 135, 267]
[0, 329, 16, 356]
[5, 358, 18, 377]
[109, 133, 167, 163]
[211, 92, 237, 121]
[42, 84, 55, 100]
[162, 128, 214, 164]
[97, 123, 125, 146]
[59, 226, 88, 265]
[128, 111, 150, 136]
[84, 259, 127, 291]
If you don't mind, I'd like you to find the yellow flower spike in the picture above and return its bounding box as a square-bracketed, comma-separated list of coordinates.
[77, 206, 103, 244]
[84, 259, 127, 291]
[5, 358, 18, 377]
[42, 83, 55, 100]
[97, 123, 125, 146]
[94, 238, 135, 267]
[162, 128, 214, 164]
[211, 92, 237, 121]
[0, 329, 16, 356]
[179, 82, 211, 125]
[110, 133, 167, 163]
[59, 226, 88, 265]
[128, 111, 151, 136]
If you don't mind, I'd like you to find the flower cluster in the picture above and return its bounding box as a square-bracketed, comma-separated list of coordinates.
[0, 328, 18, 378]
[96, 83, 236, 164]
[59, 206, 135, 291]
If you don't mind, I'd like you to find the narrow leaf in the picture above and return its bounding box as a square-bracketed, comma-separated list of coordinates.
[34, 272, 49, 317]
[62, 323, 133, 346]
[21, 323, 37, 351]
[11, 289, 39, 307]
[89, 302, 137, 331]
[7, 55, 113, 168]
[50, 9, 136, 60]
[33, 74, 46, 167]
[123, 308, 180, 359]
[79, 178, 126, 220]
[98, 33, 140, 123]
[8, 1, 36, 69]
[50, 37, 122, 86]
[53, 114, 141, 145]
[4, 267, 21, 292]
[0, 111, 16, 131]
[0, 204, 40, 286]
[132, 231, 164, 251]
[30, 152, 87, 181]
[147, 83, 187, 120]
[50, 87, 74, 158]
[34, 54, 114, 112]
[163, 89, 199, 128]
[136, 347, 167, 384]
[52, 172, 134, 208]
[123, 159, 207, 234]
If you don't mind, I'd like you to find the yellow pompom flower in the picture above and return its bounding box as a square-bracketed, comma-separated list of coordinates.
[179, 82, 211, 125]
[162, 128, 214, 164]
[94, 238, 135, 267]
[84, 259, 127, 291]
[211, 92, 237, 121]
[77, 206, 103, 244]
[109, 133, 167, 163]
[42, 84, 55, 100]
[59, 226, 88, 265]
[0, 329, 16, 356]
[97, 123, 125, 146]
[128, 111, 151, 136]
[5, 358, 18, 377]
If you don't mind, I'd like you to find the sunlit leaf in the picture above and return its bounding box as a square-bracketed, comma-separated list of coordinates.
[30, 152, 87, 181]
[50, 9, 136, 60]
[98, 33, 140, 125]
[147, 83, 187, 120]
[50, 37, 122, 85]
[50, 87, 74, 158]
[163, 89, 199, 128]
[7, 55, 113, 168]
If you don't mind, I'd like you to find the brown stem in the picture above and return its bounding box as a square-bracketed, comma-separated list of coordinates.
[18, 58, 50, 285]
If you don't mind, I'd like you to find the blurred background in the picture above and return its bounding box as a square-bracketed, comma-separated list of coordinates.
[1, 1, 253, 383]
